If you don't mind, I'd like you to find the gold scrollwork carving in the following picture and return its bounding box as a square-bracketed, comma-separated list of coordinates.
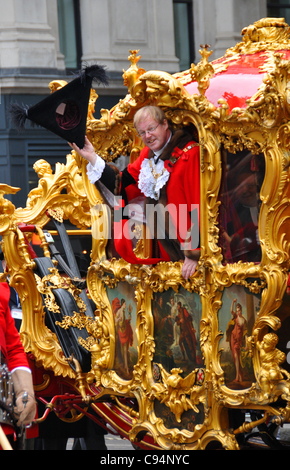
[35, 268, 86, 315]
[56, 310, 110, 387]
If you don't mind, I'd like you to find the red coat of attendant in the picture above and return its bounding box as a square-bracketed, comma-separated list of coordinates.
[114, 131, 200, 265]
[0, 283, 29, 371]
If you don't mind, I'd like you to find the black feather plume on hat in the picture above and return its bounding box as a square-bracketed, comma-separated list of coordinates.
[8, 63, 109, 148]
[74, 63, 109, 86]
[8, 103, 30, 129]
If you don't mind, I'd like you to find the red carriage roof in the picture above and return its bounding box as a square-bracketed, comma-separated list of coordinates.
[175, 18, 290, 113]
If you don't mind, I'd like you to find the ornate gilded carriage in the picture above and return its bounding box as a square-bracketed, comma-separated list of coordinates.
[2, 17, 290, 450]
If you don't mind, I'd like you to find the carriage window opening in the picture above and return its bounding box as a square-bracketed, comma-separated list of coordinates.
[173, 0, 195, 70]
[57, 0, 82, 70]
[267, 1, 290, 26]
[218, 149, 265, 264]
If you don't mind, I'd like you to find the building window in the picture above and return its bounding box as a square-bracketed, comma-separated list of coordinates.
[58, 0, 82, 70]
[173, 0, 194, 71]
[267, 0, 290, 24]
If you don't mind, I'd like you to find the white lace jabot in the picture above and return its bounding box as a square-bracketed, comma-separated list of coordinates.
[86, 153, 170, 201]
[138, 158, 170, 200]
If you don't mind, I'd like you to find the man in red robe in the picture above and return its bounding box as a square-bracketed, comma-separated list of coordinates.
[70, 105, 200, 279]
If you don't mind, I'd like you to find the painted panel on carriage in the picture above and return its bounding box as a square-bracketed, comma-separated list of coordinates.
[219, 284, 260, 390]
[152, 287, 204, 377]
[218, 149, 265, 264]
[106, 281, 138, 380]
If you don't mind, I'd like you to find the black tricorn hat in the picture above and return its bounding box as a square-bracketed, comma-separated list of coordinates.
[8, 64, 108, 149]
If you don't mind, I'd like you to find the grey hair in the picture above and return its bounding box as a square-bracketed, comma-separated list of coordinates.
[133, 106, 166, 129]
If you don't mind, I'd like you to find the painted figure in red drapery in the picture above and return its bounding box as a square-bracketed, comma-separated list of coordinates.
[226, 298, 248, 382]
[113, 298, 133, 375]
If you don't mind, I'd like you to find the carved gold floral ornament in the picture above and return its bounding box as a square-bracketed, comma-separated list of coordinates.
[35, 268, 86, 314]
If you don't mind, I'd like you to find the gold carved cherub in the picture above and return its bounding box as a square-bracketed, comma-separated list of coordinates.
[253, 332, 290, 399]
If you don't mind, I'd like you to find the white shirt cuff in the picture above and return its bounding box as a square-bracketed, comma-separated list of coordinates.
[11, 367, 32, 374]
[86, 155, 106, 184]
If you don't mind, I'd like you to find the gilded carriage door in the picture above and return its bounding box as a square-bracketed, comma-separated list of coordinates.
[151, 287, 206, 430]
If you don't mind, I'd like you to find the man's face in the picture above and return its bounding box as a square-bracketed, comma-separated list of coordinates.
[137, 115, 170, 153]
